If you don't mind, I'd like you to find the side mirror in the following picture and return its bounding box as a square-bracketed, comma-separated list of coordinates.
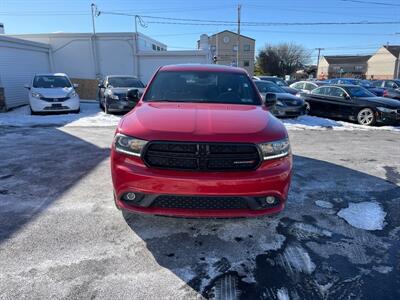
[264, 93, 277, 107]
[127, 88, 140, 102]
[344, 94, 351, 100]
[73, 83, 79, 88]
[24, 84, 31, 90]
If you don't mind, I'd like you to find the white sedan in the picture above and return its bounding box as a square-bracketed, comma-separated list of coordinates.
[25, 73, 80, 115]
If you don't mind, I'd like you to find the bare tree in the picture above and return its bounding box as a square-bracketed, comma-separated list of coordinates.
[256, 43, 311, 77]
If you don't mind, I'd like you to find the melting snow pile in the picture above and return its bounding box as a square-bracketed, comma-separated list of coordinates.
[0, 103, 121, 127]
[337, 202, 386, 230]
[283, 115, 400, 131]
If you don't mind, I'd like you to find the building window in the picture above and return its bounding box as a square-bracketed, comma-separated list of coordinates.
[157, 46, 161, 51]
[244, 44, 250, 51]
[355, 65, 363, 71]
[233, 45, 238, 52]
[243, 60, 250, 67]
[210, 45, 216, 52]
[152, 44, 156, 51]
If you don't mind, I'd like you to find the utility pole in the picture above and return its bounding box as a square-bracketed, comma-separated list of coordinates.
[237, 4, 241, 68]
[395, 33, 400, 78]
[315, 48, 324, 79]
[90, 3, 100, 79]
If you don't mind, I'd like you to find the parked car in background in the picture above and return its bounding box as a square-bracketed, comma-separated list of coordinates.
[98, 75, 146, 114]
[325, 78, 386, 96]
[111, 64, 292, 218]
[253, 75, 299, 95]
[25, 73, 80, 115]
[254, 80, 306, 117]
[371, 80, 400, 100]
[303, 84, 400, 126]
[289, 80, 326, 94]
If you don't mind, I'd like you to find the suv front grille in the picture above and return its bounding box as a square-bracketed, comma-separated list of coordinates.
[151, 195, 248, 210]
[143, 141, 261, 171]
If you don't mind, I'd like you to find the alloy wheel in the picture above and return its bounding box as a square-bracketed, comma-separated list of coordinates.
[357, 108, 375, 126]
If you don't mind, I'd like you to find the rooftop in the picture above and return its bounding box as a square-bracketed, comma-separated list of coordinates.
[383, 45, 400, 57]
[323, 55, 371, 64]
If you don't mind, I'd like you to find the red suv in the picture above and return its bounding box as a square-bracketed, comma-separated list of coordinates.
[111, 65, 292, 217]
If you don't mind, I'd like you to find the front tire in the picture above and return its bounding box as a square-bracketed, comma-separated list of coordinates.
[357, 108, 376, 126]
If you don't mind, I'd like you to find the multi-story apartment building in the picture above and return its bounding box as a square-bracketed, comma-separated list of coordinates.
[198, 30, 255, 75]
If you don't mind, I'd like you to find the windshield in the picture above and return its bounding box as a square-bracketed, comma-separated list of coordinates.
[254, 81, 285, 93]
[359, 80, 373, 87]
[108, 77, 144, 88]
[33, 75, 71, 88]
[143, 71, 261, 105]
[345, 86, 375, 97]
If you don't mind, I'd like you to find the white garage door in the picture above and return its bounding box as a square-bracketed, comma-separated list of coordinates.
[0, 44, 50, 109]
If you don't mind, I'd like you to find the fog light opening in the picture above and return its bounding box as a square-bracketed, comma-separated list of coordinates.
[257, 196, 279, 208]
[126, 192, 136, 201]
[265, 196, 276, 205]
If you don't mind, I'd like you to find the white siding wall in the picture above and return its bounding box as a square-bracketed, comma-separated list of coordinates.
[0, 38, 50, 109]
[97, 38, 134, 76]
[139, 51, 210, 83]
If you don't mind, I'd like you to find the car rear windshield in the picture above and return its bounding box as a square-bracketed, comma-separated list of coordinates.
[254, 81, 285, 93]
[33, 76, 71, 88]
[108, 77, 144, 88]
[143, 71, 261, 105]
[346, 86, 375, 97]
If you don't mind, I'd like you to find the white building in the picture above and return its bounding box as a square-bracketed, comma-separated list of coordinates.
[1, 31, 210, 110]
[0, 35, 51, 109]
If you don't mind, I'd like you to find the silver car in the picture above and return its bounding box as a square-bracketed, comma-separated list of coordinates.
[98, 75, 145, 114]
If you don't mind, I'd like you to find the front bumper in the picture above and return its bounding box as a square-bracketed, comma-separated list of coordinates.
[377, 111, 400, 125]
[30, 95, 80, 112]
[271, 105, 307, 118]
[106, 98, 137, 112]
[111, 150, 292, 218]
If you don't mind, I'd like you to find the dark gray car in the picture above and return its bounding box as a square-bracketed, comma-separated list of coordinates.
[371, 79, 400, 100]
[98, 75, 145, 114]
[254, 80, 307, 117]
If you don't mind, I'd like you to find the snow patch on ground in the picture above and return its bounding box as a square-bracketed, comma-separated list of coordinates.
[337, 202, 386, 230]
[281, 245, 316, 274]
[277, 287, 290, 300]
[283, 115, 400, 131]
[0, 103, 121, 127]
[373, 265, 393, 274]
[315, 200, 334, 209]
[1, 104, 399, 131]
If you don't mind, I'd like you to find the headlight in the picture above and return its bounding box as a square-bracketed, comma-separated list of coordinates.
[276, 100, 284, 106]
[31, 92, 42, 99]
[68, 90, 77, 98]
[114, 134, 148, 157]
[258, 138, 290, 160]
[109, 93, 119, 100]
[377, 107, 397, 113]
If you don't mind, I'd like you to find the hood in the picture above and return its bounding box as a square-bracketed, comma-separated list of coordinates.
[357, 96, 400, 108]
[119, 102, 287, 143]
[281, 86, 298, 95]
[109, 87, 145, 94]
[260, 92, 304, 105]
[32, 87, 73, 97]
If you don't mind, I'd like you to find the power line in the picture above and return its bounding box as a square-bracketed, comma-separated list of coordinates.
[98, 11, 400, 27]
[340, 0, 400, 6]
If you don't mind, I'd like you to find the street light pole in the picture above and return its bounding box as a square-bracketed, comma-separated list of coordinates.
[395, 33, 400, 78]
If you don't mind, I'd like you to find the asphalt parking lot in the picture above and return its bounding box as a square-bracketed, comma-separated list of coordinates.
[0, 124, 399, 299]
